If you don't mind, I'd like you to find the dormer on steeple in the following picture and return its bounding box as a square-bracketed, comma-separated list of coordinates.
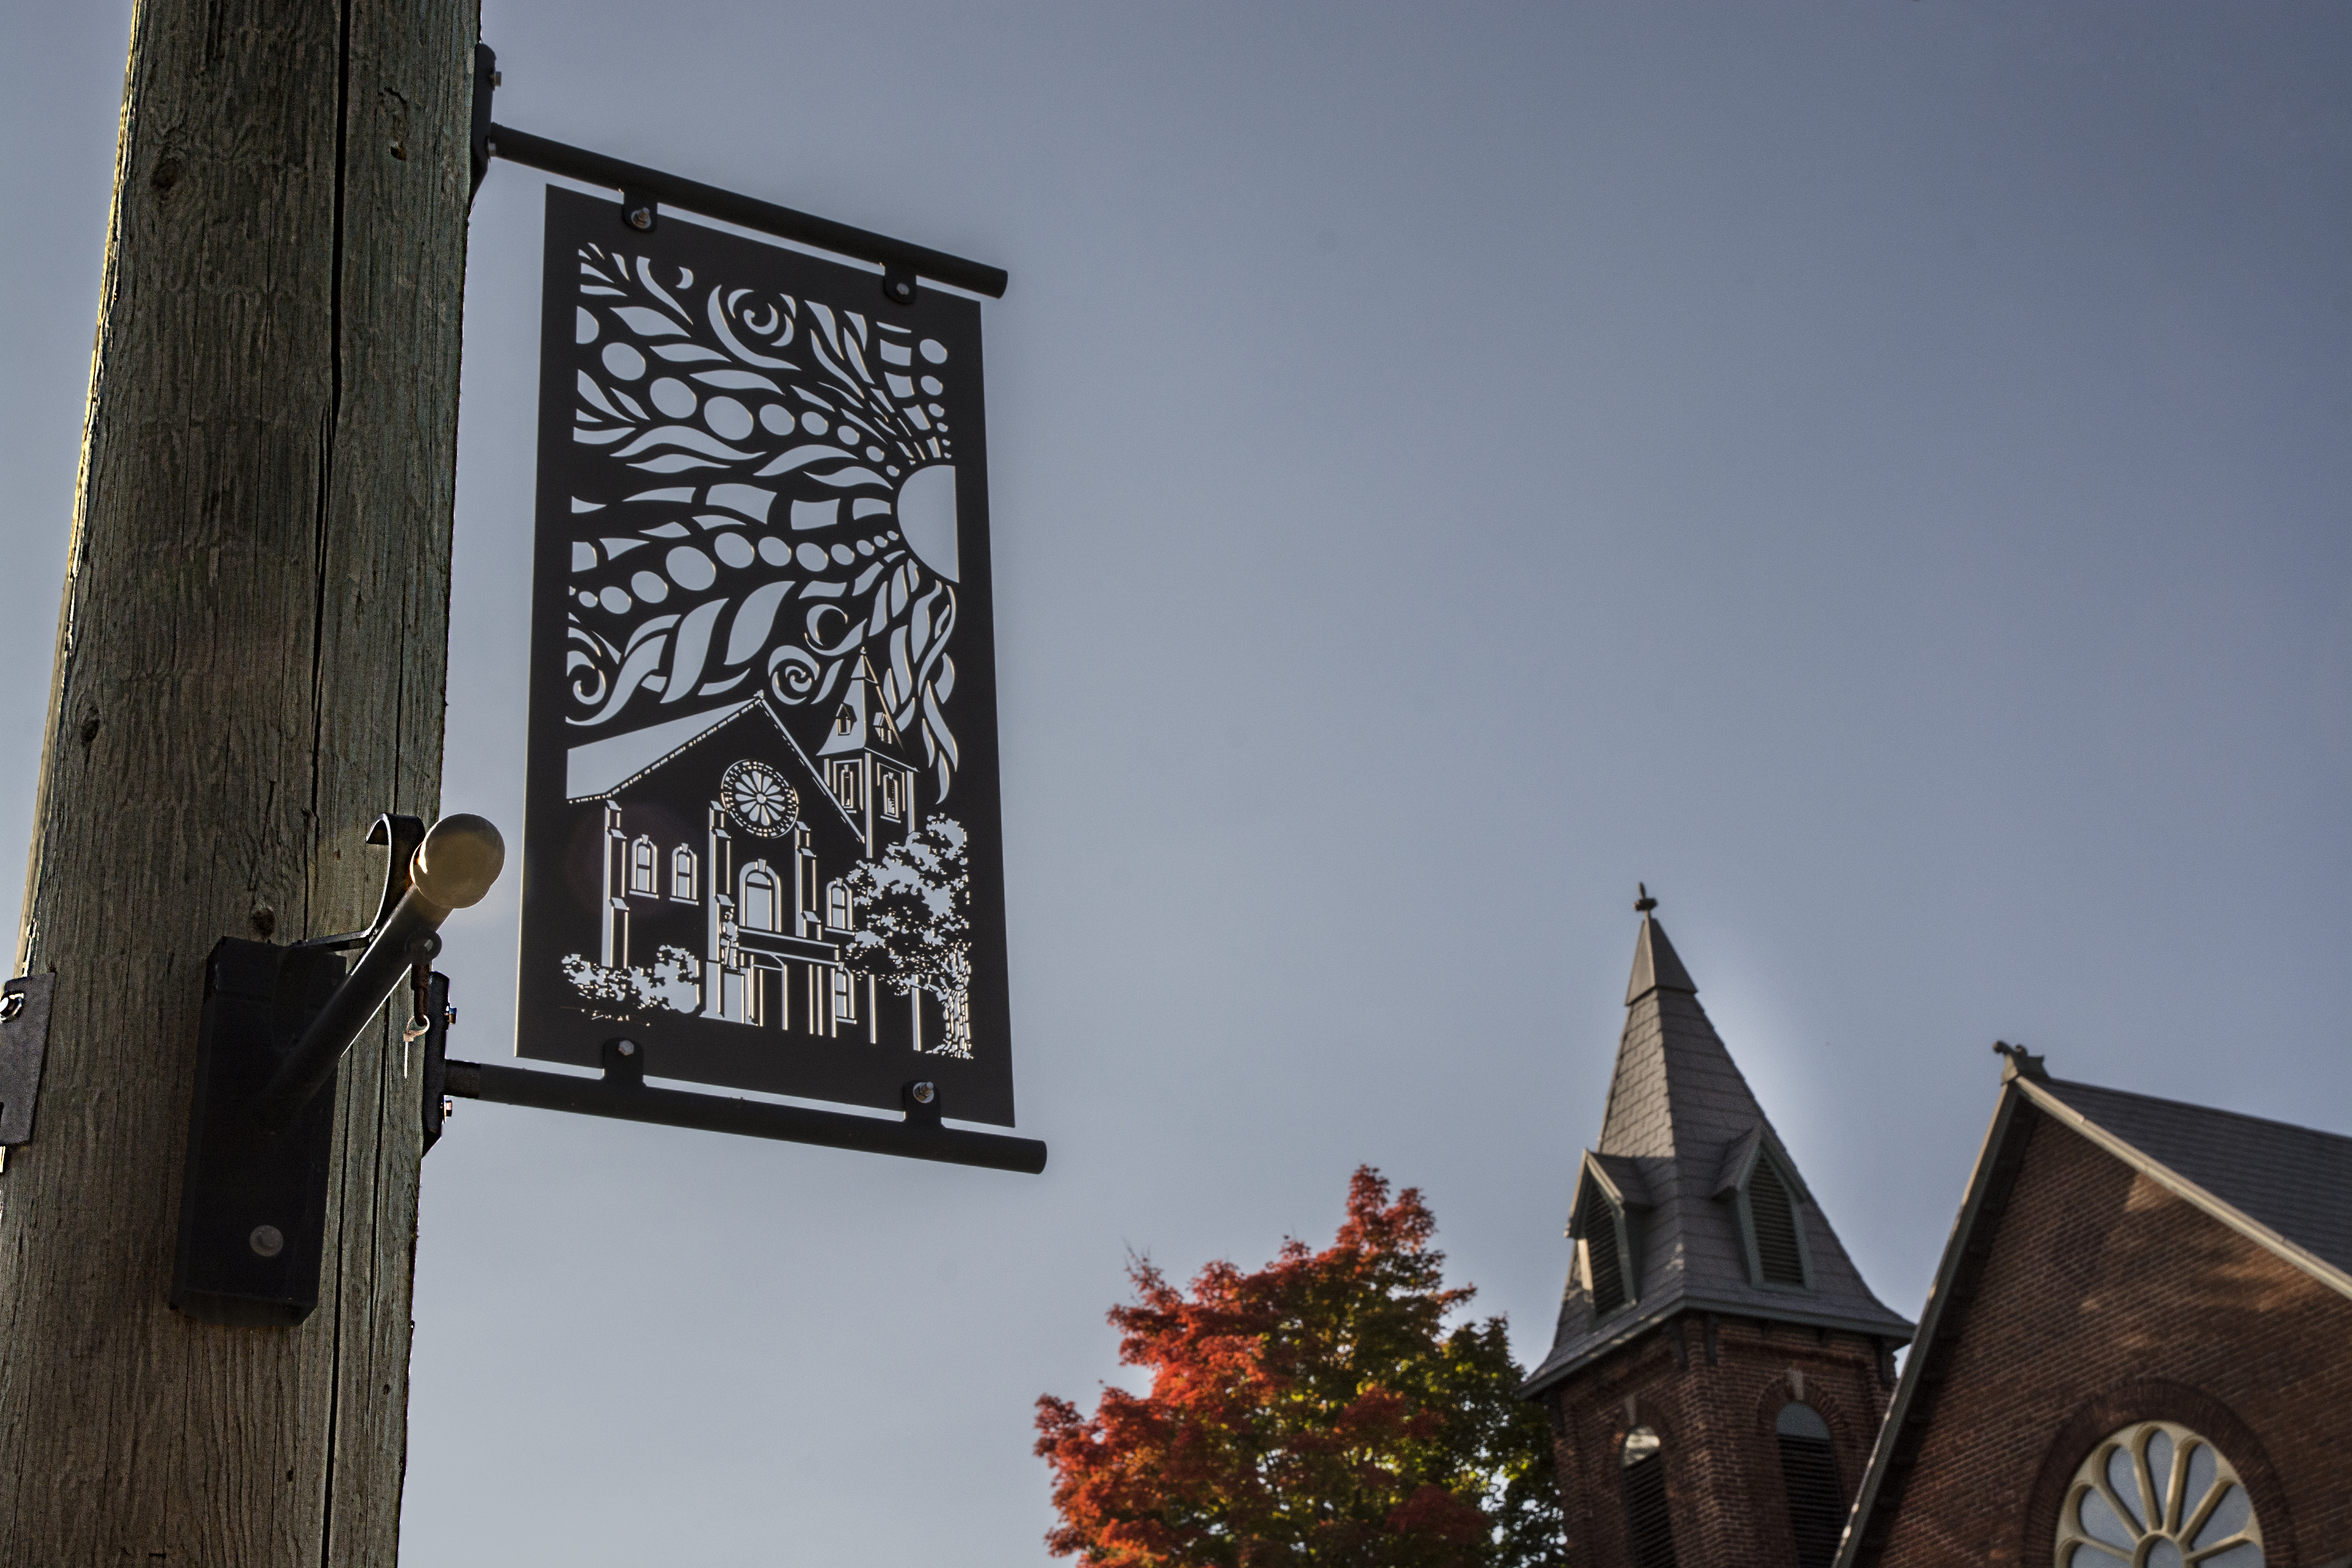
[1522, 891, 1915, 1568]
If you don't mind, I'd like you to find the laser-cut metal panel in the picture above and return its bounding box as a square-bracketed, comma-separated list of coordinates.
[516, 187, 1014, 1126]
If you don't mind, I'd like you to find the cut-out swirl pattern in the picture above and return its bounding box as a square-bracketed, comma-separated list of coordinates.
[567, 242, 965, 800]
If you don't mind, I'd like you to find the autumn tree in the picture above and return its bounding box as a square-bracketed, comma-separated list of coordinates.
[1036, 1168, 1565, 1568]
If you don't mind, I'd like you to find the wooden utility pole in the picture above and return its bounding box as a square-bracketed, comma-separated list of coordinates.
[0, 2, 477, 1560]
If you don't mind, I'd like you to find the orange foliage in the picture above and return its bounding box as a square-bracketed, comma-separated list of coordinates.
[1036, 1168, 1564, 1568]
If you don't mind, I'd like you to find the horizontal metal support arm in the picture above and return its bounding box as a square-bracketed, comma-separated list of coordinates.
[444, 1058, 1048, 1175]
[486, 123, 1009, 299]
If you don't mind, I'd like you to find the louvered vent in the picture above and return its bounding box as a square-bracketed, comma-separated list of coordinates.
[1748, 1157, 1806, 1287]
[1585, 1200, 1626, 1315]
[1621, 1450, 1679, 1568]
[1776, 1403, 1844, 1568]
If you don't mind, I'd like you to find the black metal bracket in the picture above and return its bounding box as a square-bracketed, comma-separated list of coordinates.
[469, 43, 498, 202]
[467, 43, 1007, 300]
[296, 813, 425, 953]
[441, 1031, 1046, 1175]
[0, 973, 58, 1147]
[172, 811, 505, 1325]
[419, 970, 454, 1157]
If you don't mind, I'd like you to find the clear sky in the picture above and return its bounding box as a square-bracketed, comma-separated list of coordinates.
[3, 4, 2348, 1564]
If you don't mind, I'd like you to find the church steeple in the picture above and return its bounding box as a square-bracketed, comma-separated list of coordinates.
[1532, 893, 1910, 1387]
[1523, 892, 1915, 1568]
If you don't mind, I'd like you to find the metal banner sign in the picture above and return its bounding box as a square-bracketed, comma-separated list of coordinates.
[515, 186, 1014, 1125]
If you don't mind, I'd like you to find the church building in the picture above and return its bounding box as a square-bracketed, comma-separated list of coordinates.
[1834, 1046, 2352, 1568]
[1523, 897, 1915, 1568]
[1528, 898, 2352, 1568]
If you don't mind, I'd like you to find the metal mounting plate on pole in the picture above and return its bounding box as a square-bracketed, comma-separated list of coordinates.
[170, 942, 347, 1326]
[0, 973, 57, 1147]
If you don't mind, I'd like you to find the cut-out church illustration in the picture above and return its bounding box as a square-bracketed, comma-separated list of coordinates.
[555, 655, 955, 1054]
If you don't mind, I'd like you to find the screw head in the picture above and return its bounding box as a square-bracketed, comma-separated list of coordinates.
[911, 1081, 936, 1105]
[249, 1225, 285, 1258]
[891, 279, 914, 300]
[628, 207, 653, 230]
[617, 1040, 636, 1057]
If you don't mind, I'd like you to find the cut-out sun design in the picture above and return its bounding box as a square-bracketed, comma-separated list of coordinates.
[565, 229, 967, 801]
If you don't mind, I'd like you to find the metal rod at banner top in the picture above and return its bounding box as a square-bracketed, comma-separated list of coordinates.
[444, 1053, 1049, 1175]
[485, 123, 1010, 299]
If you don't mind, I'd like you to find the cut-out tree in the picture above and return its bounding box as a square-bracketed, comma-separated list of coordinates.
[845, 816, 973, 1058]
[1036, 1167, 1566, 1568]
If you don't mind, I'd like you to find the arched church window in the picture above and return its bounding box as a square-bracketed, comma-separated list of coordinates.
[739, 865, 779, 933]
[1776, 1402, 1842, 1568]
[671, 845, 697, 902]
[2056, 1422, 2262, 1568]
[1620, 1427, 1679, 1568]
[825, 878, 853, 931]
[1737, 1151, 1810, 1289]
[628, 835, 657, 896]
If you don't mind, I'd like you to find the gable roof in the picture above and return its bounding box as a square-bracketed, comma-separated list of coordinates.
[1834, 1058, 2352, 1567]
[564, 695, 862, 836]
[1523, 912, 1913, 1397]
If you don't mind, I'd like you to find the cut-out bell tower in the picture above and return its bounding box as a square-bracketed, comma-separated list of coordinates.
[1521, 890, 1914, 1568]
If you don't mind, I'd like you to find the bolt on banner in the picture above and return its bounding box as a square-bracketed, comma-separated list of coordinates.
[515, 187, 1014, 1126]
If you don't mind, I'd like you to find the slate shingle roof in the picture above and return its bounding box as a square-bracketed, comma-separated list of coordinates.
[2035, 1076, 2352, 1278]
[1523, 915, 1914, 1397]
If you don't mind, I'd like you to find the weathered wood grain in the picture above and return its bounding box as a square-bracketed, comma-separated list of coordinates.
[0, 2, 477, 1561]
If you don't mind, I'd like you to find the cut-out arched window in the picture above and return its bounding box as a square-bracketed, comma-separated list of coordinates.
[1777, 1403, 1842, 1568]
[1621, 1427, 1678, 1568]
[826, 879, 852, 931]
[739, 865, 779, 933]
[628, 835, 657, 896]
[671, 846, 697, 902]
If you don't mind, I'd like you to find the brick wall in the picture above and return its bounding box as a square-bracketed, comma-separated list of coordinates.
[1546, 1314, 1893, 1566]
[1873, 1111, 2352, 1568]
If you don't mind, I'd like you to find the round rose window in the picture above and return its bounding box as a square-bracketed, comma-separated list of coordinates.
[2056, 1421, 2262, 1568]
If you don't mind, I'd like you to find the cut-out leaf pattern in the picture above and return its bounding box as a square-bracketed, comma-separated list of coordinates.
[567, 238, 965, 799]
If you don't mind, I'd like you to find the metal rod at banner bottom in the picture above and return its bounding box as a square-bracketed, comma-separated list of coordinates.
[444, 1059, 1049, 1174]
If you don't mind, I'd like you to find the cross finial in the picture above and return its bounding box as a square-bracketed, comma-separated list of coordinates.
[1634, 882, 1657, 915]
[1992, 1040, 2047, 1082]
